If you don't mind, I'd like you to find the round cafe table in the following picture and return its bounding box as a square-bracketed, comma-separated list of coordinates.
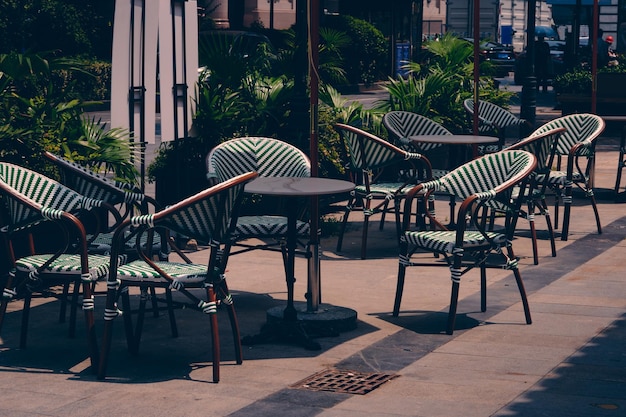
[409, 134, 500, 163]
[242, 176, 355, 350]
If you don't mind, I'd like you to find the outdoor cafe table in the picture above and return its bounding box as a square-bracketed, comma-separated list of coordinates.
[242, 176, 355, 350]
[409, 134, 501, 164]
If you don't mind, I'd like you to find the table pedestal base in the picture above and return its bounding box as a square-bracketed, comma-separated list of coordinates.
[241, 302, 357, 351]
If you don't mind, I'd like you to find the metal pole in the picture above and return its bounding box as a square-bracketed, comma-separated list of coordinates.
[591, 0, 599, 114]
[472, 0, 480, 138]
[308, 0, 321, 312]
[520, 0, 537, 127]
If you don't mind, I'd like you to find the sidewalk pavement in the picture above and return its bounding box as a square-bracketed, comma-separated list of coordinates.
[1, 88, 626, 417]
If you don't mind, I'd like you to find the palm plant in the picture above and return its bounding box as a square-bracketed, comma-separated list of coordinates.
[0, 51, 138, 183]
[374, 34, 513, 134]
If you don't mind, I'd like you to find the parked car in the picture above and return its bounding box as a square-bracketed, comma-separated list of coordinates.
[463, 38, 516, 77]
[514, 40, 566, 85]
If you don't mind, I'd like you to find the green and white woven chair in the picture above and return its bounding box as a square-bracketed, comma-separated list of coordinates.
[383, 111, 453, 177]
[98, 171, 257, 383]
[0, 162, 126, 371]
[393, 150, 537, 335]
[334, 123, 433, 260]
[383, 111, 457, 223]
[43, 151, 166, 259]
[206, 136, 311, 262]
[463, 99, 530, 149]
[528, 113, 605, 241]
[43, 151, 172, 332]
[503, 127, 565, 264]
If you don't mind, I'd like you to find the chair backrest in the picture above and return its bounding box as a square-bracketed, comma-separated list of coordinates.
[132, 172, 258, 244]
[0, 162, 103, 232]
[528, 113, 605, 156]
[463, 99, 526, 131]
[206, 137, 311, 182]
[334, 123, 428, 171]
[382, 111, 452, 152]
[506, 127, 566, 177]
[44, 151, 143, 206]
[422, 150, 537, 211]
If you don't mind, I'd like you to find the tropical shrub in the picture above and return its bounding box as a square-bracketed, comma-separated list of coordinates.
[374, 34, 514, 134]
[324, 15, 388, 85]
[150, 27, 354, 201]
[0, 51, 138, 183]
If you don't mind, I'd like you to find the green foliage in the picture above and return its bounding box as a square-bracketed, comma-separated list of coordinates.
[374, 34, 514, 134]
[55, 60, 111, 102]
[553, 68, 592, 94]
[553, 65, 626, 97]
[0, 0, 114, 59]
[152, 27, 353, 193]
[0, 51, 137, 183]
[324, 15, 388, 85]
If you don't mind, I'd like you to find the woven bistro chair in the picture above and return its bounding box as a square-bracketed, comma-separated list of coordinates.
[0, 162, 126, 371]
[43, 151, 173, 332]
[528, 113, 605, 241]
[98, 171, 257, 383]
[393, 150, 537, 335]
[383, 111, 453, 176]
[503, 127, 565, 264]
[43, 151, 166, 259]
[206, 136, 311, 265]
[334, 123, 433, 260]
[383, 111, 457, 222]
[463, 99, 530, 149]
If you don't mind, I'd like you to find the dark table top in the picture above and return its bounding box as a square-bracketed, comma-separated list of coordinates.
[245, 177, 354, 197]
[409, 134, 500, 145]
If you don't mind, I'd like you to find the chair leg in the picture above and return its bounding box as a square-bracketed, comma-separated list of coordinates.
[19, 293, 32, 349]
[540, 197, 557, 258]
[393, 262, 407, 317]
[554, 188, 562, 230]
[98, 311, 114, 380]
[206, 285, 220, 383]
[480, 266, 487, 312]
[446, 281, 460, 335]
[165, 287, 178, 338]
[507, 246, 532, 325]
[59, 282, 70, 323]
[68, 281, 81, 338]
[560, 182, 573, 241]
[379, 200, 390, 230]
[0, 273, 17, 335]
[446, 253, 465, 335]
[81, 281, 99, 372]
[149, 286, 160, 318]
[526, 206, 539, 265]
[393, 236, 410, 317]
[335, 198, 354, 252]
[589, 193, 602, 235]
[361, 210, 371, 260]
[98, 280, 125, 380]
[120, 287, 135, 353]
[219, 280, 243, 365]
[130, 287, 149, 355]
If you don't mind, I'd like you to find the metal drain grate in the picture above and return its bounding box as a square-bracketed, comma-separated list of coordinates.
[291, 368, 399, 395]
